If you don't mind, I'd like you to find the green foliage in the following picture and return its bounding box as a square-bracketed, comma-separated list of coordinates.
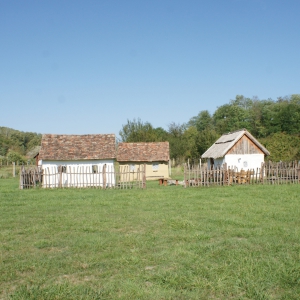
[188, 110, 213, 131]
[182, 126, 199, 159]
[213, 103, 251, 134]
[0, 143, 9, 156]
[186, 94, 300, 161]
[0, 126, 41, 158]
[197, 128, 219, 155]
[259, 132, 300, 161]
[167, 122, 188, 159]
[7, 151, 26, 164]
[119, 118, 162, 142]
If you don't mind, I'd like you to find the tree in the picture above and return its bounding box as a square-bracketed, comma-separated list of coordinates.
[276, 99, 300, 134]
[7, 151, 26, 164]
[167, 122, 187, 160]
[197, 128, 219, 155]
[188, 110, 213, 132]
[259, 132, 300, 161]
[119, 119, 158, 142]
[213, 103, 249, 134]
[182, 126, 200, 159]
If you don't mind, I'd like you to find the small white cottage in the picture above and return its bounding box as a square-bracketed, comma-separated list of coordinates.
[38, 134, 116, 188]
[201, 129, 270, 171]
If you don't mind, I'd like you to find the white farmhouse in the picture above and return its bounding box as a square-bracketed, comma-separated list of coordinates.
[202, 129, 270, 171]
[38, 134, 116, 188]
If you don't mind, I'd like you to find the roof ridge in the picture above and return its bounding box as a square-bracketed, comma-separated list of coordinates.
[223, 128, 247, 135]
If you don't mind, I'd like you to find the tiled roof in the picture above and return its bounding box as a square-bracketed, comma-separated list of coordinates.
[201, 129, 270, 159]
[117, 142, 169, 162]
[39, 134, 116, 160]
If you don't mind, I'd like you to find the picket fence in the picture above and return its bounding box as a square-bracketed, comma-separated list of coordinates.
[20, 164, 146, 189]
[184, 161, 300, 187]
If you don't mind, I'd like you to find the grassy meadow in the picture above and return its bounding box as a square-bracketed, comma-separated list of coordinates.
[0, 178, 299, 299]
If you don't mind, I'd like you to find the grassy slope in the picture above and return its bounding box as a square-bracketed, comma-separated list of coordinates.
[0, 179, 299, 299]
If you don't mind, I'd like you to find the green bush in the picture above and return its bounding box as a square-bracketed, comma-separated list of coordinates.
[259, 132, 300, 161]
[7, 151, 26, 164]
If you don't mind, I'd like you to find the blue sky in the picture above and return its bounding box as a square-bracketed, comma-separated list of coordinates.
[1, 0, 299, 136]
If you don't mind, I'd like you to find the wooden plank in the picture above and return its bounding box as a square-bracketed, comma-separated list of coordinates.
[143, 164, 146, 189]
[102, 164, 106, 189]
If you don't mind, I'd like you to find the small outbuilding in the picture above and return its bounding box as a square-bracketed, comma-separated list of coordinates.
[201, 129, 270, 171]
[117, 142, 170, 180]
[38, 134, 116, 187]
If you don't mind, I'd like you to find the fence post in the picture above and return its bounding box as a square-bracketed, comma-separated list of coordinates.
[184, 163, 187, 188]
[13, 162, 16, 177]
[19, 166, 23, 189]
[260, 162, 264, 184]
[102, 164, 106, 189]
[143, 163, 146, 189]
[59, 166, 62, 188]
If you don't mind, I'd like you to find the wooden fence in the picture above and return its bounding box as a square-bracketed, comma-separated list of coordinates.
[0, 162, 36, 179]
[20, 164, 146, 189]
[184, 161, 300, 187]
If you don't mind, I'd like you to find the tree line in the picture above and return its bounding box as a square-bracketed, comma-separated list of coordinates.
[0, 127, 41, 163]
[1, 94, 299, 164]
[119, 94, 300, 162]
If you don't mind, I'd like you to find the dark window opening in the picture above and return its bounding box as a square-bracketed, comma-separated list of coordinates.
[58, 165, 67, 173]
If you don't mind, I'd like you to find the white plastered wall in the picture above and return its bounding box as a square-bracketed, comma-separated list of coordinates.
[224, 154, 264, 171]
[206, 154, 264, 172]
[38, 159, 115, 188]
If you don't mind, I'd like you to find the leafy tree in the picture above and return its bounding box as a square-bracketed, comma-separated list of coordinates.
[197, 128, 219, 155]
[0, 144, 9, 156]
[230, 95, 253, 110]
[188, 110, 213, 132]
[117, 94, 300, 163]
[0, 127, 42, 156]
[260, 133, 300, 161]
[7, 151, 26, 164]
[276, 99, 300, 134]
[213, 103, 249, 134]
[167, 122, 187, 160]
[247, 100, 269, 137]
[153, 127, 169, 142]
[119, 119, 158, 142]
[182, 126, 200, 159]
[26, 135, 42, 152]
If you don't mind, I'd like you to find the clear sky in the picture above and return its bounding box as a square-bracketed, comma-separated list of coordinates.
[1, 0, 299, 136]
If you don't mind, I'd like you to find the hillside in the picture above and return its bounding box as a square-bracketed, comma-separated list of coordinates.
[0, 126, 41, 162]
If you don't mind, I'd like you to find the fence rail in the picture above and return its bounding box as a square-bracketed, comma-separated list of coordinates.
[184, 161, 300, 187]
[20, 164, 146, 190]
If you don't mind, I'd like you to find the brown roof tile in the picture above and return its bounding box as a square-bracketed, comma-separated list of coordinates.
[39, 134, 116, 160]
[117, 142, 169, 162]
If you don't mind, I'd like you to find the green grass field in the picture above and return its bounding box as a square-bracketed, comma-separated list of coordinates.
[0, 178, 299, 299]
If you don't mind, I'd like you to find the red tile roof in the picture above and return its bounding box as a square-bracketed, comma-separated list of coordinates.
[117, 142, 169, 162]
[39, 134, 116, 160]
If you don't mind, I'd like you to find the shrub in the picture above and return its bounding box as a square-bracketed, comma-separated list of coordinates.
[7, 151, 26, 164]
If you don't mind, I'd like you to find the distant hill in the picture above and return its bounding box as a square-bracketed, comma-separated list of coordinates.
[0, 126, 42, 159]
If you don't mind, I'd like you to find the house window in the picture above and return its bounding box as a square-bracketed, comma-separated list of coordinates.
[152, 163, 159, 171]
[129, 164, 135, 172]
[57, 165, 67, 173]
[92, 165, 98, 173]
